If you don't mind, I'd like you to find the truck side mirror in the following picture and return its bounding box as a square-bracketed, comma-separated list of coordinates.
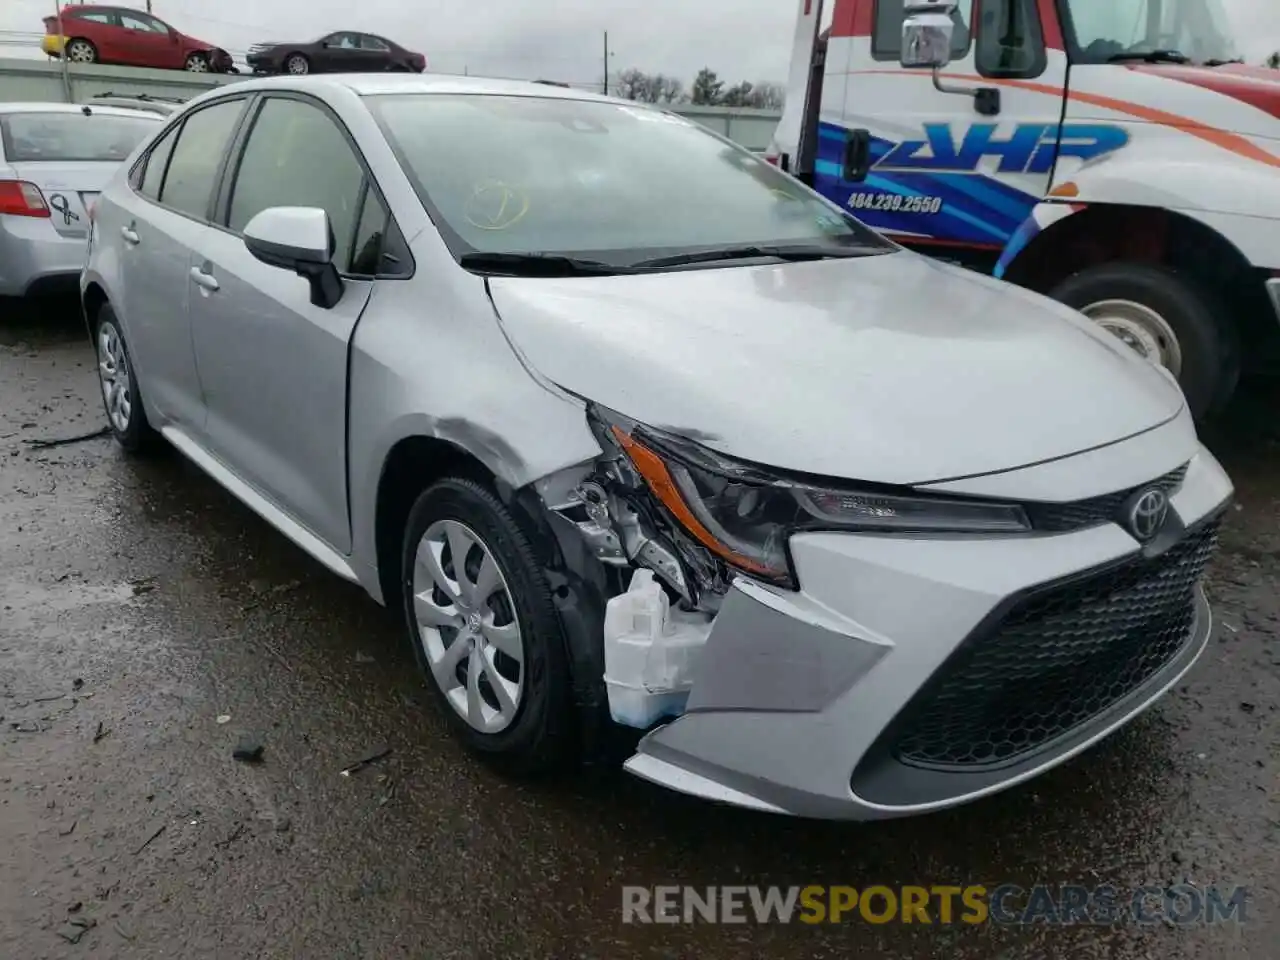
[901, 0, 957, 70]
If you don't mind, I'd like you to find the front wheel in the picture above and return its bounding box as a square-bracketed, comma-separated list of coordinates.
[1050, 262, 1239, 421]
[284, 53, 310, 75]
[401, 478, 574, 774]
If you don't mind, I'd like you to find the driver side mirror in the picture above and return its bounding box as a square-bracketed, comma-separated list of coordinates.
[243, 206, 344, 309]
[901, 0, 957, 70]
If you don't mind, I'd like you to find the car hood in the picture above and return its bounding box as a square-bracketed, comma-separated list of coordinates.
[1128, 63, 1280, 136]
[487, 252, 1184, 485]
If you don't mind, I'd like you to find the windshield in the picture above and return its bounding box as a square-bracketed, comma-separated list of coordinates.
[0, 112, 160, 163]
[366, 93, 894, 268]
[1064, 0, 1239, 64]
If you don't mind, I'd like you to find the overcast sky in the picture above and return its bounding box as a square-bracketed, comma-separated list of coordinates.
[0, 0, 1277, 86]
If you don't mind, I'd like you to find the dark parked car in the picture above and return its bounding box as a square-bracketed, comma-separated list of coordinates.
[247, 32, 426, 76]
[42, 5, 235, 73]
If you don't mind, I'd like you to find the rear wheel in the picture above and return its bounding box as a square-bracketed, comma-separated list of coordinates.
[65, 38, 97, 63]
[94, 305, 161, 455]
[284, 53, 310, 75]
[184, 52, 209, 72]
[1049, 262, 1239, 421]
[401, 478, 573, 774]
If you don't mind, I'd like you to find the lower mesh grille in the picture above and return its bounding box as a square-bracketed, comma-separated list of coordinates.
[892, 519, 1220, 769]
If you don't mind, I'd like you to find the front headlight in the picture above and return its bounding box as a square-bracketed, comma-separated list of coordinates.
[602, 414, 1029, 588]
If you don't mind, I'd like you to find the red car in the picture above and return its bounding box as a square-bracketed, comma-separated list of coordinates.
[42, 5, 235, 74]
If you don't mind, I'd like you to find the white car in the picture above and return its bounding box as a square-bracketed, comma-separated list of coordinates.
[81, 74, 1233, 819]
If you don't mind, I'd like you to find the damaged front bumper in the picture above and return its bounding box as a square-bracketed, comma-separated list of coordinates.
[620, 447, 1232, 820]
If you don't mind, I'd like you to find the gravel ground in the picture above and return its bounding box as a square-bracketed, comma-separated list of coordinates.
[1, 301, 1276, 959]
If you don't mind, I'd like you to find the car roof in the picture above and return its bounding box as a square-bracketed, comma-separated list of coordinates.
[198, 72, 617, 103]
[0, 101, 166, 120]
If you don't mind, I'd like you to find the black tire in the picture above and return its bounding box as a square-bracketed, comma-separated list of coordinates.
[1049, 262, 1240, 421]
[400, 477, 574, 774]
[184, 52, 209, 73]
[65, 38, 97, 64]
[284, 53, 310, 75]
[93, 304, 162, 455]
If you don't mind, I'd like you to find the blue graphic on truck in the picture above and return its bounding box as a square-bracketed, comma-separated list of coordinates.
[814, 121, 1129, 246]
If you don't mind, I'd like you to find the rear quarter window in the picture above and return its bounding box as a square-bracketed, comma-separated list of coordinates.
[0, 112, 160, 163]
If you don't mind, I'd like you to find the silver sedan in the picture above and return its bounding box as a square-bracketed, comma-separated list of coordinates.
[82, 74, 1231, 819]
[0, 102, 160, 297]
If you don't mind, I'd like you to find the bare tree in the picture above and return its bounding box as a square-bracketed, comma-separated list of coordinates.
[612, 69, 685, 103]
[747, 82, 786, 109]
[1268, 51, 1280, 69]
[654, 76, 686, 103]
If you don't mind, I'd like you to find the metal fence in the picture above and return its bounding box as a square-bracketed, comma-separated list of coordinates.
[0, 57, 781, 152]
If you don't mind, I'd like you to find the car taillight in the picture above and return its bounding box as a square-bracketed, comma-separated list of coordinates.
[0, 180, 51, 218]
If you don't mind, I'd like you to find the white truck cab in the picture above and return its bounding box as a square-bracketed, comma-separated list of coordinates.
[771, 0, 1280, 418]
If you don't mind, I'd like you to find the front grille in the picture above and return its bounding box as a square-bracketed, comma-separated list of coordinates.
[1025, 465, 1188, 532]
[892, 518, 1219, 769]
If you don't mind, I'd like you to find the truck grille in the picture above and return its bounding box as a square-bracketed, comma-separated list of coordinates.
[1025, 464, 1188, 532]
[892, 518, 1219, 769]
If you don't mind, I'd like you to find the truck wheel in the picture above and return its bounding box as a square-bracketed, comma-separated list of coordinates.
[401, 477, 574, 774]
[1049, 262, 1239, 420]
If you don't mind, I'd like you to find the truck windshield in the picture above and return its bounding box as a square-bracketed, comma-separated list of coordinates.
[366, 93, 895, 269]
[1064, 0, 1239, 65]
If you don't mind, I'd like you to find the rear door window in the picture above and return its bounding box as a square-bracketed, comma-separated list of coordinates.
[157, 98, 245, 220]
[0, 112, 159, 162]
[138, 125, 179, 200]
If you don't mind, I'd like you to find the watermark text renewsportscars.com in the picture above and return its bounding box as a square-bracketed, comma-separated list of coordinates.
[622, 884, 1250, 926]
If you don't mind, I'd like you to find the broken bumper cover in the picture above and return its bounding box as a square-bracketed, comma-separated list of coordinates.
[624, 448, 1232, 820]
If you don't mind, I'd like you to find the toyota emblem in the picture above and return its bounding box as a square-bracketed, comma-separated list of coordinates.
[1126, 488, 1169, 542]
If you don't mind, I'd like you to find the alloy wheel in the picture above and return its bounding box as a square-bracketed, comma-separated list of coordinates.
[186, 55, 209, 73]
[1080, 298, 1184, 377]
[67, 40, 95, 63]
[97, 321, 132, 434]
[286, 55, 309, 75]
[412, 519, 525, 734]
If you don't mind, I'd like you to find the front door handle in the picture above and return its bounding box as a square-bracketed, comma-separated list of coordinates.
[120, 226, 140, 245]
[189, 266, 220, 292]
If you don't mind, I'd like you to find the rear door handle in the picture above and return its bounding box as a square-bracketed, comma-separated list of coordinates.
[120, 226, 140, 245]
[189, 266, 220, 292]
